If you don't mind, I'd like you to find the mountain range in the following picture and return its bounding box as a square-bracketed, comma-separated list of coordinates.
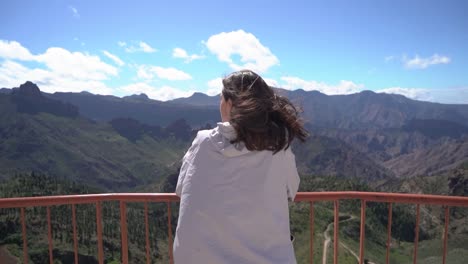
[1, 81, 468, 190]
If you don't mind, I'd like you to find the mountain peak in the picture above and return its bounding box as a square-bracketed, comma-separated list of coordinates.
[124, 93, 150, 100]
[191, 92, 207, 97]
[17, 81, 42, 97]
[359, 90, 377, 95]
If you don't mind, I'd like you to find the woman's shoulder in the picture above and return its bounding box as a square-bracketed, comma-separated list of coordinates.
[191, 128, 214, 147]
[193, 122, 235, 145]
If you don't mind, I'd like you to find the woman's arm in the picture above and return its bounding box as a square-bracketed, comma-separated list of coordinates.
[175, 132, 203, 197]
[285, 148, 300, 201]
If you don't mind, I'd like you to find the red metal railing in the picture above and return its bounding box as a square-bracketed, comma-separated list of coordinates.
[1, 191, 468, 264]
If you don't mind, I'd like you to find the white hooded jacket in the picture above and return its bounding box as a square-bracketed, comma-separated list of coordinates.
[174, 122, 300, 264]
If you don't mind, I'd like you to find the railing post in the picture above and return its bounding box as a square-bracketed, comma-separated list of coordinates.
[47, 206, 53, 264]
[21, 207, 28, 264]
[333, 200, 339, 264]
[359, 200, 366, 264]
[120, 201, 128, 264]
[310, 202, 314, 264]
[96, 201, 104, 264]
[386, 203, 393, 264]
[167, 201, 174, 264]
[413, 204, 420, 264]
[442, 206, 450, 264]
[72, 204, 78, 264]
[145, 202, 151, 264]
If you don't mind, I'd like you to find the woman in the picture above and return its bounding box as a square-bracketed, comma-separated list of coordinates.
[174, 70, 308, 264]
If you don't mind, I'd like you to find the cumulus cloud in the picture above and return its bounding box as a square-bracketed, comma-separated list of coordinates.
[137, 65, 192, 81]
[120, 41, 157, 53]
[120, 82, 193, 101]
[205, 76, 278, 96]
[263, 78, 279, 87]
[172, 48, 204, 63]
[0, 40, 116, 95]
[0, 40, 35, 60]
[402, 54, 451, 69]
[205, 30, 279, 73]
[280, 76, 364, 95]
[35, 47, 117, 80]
[376, 87, 432, 101]
[0, 60, 113, 94]
[69, 6, 80, 18]
[206, 78, 223, 96]
[102, 50, 124, 66]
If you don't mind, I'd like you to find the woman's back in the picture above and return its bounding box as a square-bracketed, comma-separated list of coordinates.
[174, 123, 299, 264]
[173, 69, 307, 264]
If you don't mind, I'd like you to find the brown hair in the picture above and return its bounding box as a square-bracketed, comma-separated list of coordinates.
[222, 69, 308, 153]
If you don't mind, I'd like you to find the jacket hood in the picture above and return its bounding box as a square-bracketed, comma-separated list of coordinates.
[209, 122, 251, 157]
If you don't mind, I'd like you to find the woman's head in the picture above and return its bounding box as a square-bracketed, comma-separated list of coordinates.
[221, 69, 308, 153]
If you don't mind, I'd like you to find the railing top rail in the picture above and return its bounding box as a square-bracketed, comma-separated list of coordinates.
[294, 191, 468, 206]
[0, 193, 179, 208]
[0, 191, 468, 209]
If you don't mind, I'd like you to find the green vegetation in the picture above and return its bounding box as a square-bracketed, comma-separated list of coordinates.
[290, 174, 468, 264]
[0, 94, 189, 191]
[1, 83, 468, 263]
[0, 173, 177, 263]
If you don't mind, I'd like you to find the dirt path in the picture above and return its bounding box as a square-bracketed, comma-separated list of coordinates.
[322, 220, 333, 264]
[321, 215, 378, 264]
[322, 215, 355, 264]
[339, 242, 376, 264]
[0, 245, 19, 264]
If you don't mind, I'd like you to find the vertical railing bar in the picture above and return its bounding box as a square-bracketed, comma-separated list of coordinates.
[333, 200, 339, 264]
[145, 202, 151, 264]
[96, 201, 104, 264]
[442, 206, 450, 264]
[120, 201, 129, 264]
[21, 207, 28, 264]
[72, 204, 78, 264]
[47, 206, 53, 264]
[359, 200, 366, 264]
[309, 201, 314, 264]
[413, 204, 420, 264]
[386, 203, 393, 264]
[167, 201, 174, 264]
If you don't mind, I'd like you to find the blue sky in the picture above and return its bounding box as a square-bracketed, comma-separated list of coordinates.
[0, 0, 467, 103]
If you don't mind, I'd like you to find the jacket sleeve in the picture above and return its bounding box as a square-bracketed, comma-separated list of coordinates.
[175, 132, 203, 197]
[285, 148, 300, 201]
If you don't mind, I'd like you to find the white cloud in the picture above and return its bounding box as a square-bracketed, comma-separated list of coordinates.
[205, 76, 277, 96]
[120, 82, 193, 101]
[402, 54, 450, 69]
[376, 87, 432, 101]
[69, 6, 80, 18]
[139, 42, 156, 53]
[102, 50, 124, 66]
[384, 55, 394, 62]
[206, 78, 223, 96]
[0, 60, 113, 95]
[0, 41, 117, 95]
[172, 48, 204, 63]
[0, 60, 50, 88]
[35, 47, 117, 80]
[205, 30, 279, 73]
[122, 41, 157, 53]
[137, 65, 192, 81]
[263, 78, 279, 87]
[280, 76, 364, 95]
[0, 40, 35, 60]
